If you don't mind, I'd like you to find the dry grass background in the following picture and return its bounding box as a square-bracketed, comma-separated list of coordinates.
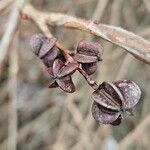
[0, 0, 150, 150]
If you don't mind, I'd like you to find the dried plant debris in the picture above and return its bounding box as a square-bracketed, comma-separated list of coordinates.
[30, 34, 141, 125]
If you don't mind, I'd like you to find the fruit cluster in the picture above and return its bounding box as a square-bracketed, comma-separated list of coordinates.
[30, 34, 141, 125]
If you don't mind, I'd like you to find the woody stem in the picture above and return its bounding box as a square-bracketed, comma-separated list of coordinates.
[77, 66, 98, 90]
[56, 42, 74, 64]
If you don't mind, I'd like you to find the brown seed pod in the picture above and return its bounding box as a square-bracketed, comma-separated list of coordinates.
[113, 80, 141, 109]
[77, 40, 103, 59]
[38, 38, 57, 58]
[30, 34, 58, 59]
[91, 80, 141, 125]
[82, 63, 97, 75]
[75, 53, 98, 63]
[52, 58, 78, 78]
[92, 101, 121, 124]
[48, 58, 77, 93]
[49, 76, 75, 93]
[30, 34, 45, 55]
[75, 40, 103, 75]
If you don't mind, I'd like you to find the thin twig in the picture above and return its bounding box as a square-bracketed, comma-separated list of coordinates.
[92, 0, 109, 21]
[110, 0, 124, 25]
[8, 33, 19, 150]
[22, 4, 150, 64]
[0, 0, 25, 70]
[142, 0, 150, 13]
[115, 54, 133, 80]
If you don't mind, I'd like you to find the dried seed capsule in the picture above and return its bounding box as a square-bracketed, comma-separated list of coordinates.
[38, 38, 57, 58]
[56, 76, 75, 93]
[75, 54, 98, 63]
[30, 34, 58, 59]
[92, 82, 122, 111]
[30, 34, 45, 55]
[91, 80, 141, 125]
[48, 58, 77, 93]
[113, 80, 141, 109]
[75, 40, 103, 75]
[77, 40, 103, 60]
[92, 101, 121, 124]
[49, 76, 75, 93]
[53, 58, 78, 78]
[82, 63, 97, 75]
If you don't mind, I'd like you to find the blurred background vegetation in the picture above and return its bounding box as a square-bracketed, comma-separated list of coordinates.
[0, 0, 150, 150]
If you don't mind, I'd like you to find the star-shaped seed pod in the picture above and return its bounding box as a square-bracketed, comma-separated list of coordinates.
[75, 40, 103, 75]
[30, 34, 60, 78]
[30, 34, 58, 59]
[49, 58, 78, 93]
[91, 80, 141, 125]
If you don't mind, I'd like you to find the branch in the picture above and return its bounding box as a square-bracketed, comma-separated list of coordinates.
[0, 0, 25, 67]
[22, 4, 150, 64]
